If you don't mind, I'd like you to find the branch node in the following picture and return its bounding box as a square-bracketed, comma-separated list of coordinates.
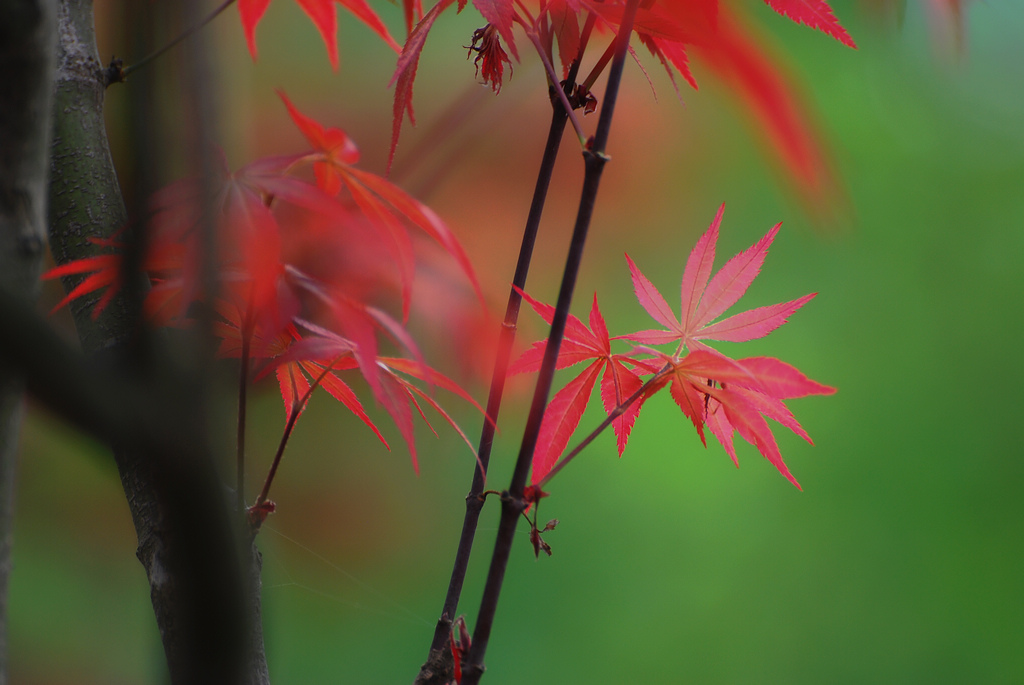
[103, 56, 125, 87]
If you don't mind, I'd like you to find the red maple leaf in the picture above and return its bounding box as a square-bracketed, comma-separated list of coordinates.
[388, 0, 461, 172]
[622, 204, 835, 487]
[44, 133, 484, 474]
[624, 203, 815, 353]
[467, 24, 514, 93]
[517, 204, 834, 490]
[238, 0, 401, 69]
[510, 290, 656, 486]
[763, 0, 856, 47]
[279, 91, 483, 317]
[581, 0, 849, 208]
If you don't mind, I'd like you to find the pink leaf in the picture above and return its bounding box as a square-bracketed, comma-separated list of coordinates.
[377, 371, 419, 473]
[736, 356, 836, 398]
[680, 203, 723, 331]
[389, 0, 457, 173]
[763, 0, 857, 48]
[705, 399, 738, 466]
[336, 0, 403, 52]
[303, 361, 390, 448]
[471, 0, 519, 59]
[531, 361, 602, 485]
[698, 293, 815, 342]
[708, 385, 801, 489]
[694, 222, 780, 326]
[345, 167, 483, 305]
[600, 361, 645, 456]
[626, 254, 681, 332]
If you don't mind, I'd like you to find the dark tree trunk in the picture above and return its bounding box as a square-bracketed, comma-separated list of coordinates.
[0, 1, 57, 683]
[42, 1, 270, 683]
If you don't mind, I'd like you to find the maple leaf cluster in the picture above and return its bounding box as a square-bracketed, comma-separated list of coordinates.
[44, 93, 484, 473]
[385, 0, 857, 199]
[512, 205, 835, 491]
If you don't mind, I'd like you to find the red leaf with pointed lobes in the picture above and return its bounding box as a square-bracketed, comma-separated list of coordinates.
[278, 91, 359, 196]
[763, 0, 856, 48]
[389, 0, 458, 173]
[238, 0, 272, 60]
[600, 360, 645, 455]
[639, 35, 699, 95]
[661, 349, 833, 489]
[238, 0, 400, 69]
[695, 221, 779, 325]
[668, 369, 708, 444]
[467, 24, 514, 94]
[335, 0, 404, 52]
[625, 205, 815, 353]
[376, 369, 420, 472]
[373, 360, 487, 475]
[507, 288, 610, 375]
[513, 290, 650, 471]
[680, 202, 723, 330]
[699, 293, 816, 342]
[512, 209, 833, 490]
[547, 0, 581, 75]
[278, 92, 484, 314]
[277, 362, 312, 418]
[531, 361, 603, 486]
[626, 254, 681, 334]
[43, 254, 122, 318]
[470, 0, 519, 60]
[734, 356, 836, 398]
[587, 0, 718, 46]
[691, 8, 841, 211]
[346, 167, 483, 305]
[705, 383, 802, 489]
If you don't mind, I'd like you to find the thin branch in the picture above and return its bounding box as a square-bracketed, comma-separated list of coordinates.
[119, 0, 236, 81]
[460, 1, 642, 682]
[253, 359, 340, 509]
[580, 39, 614, 93]
[237, 332, 251, 512]
[415, 31, 597, 685]
[523, 28, 587, 145]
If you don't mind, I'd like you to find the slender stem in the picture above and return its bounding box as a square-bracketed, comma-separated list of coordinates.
[581, 40, 615, 93]
[523, 29, 586, 145]
[460, 2, 642, 682]
[121, 0, 236, 79]
[537, 363, 669, 488]
[419, 88, 574, 673]
[416, 36, 596, 684]
[236, 333, 250, 512]
[254, 360, 338, 508]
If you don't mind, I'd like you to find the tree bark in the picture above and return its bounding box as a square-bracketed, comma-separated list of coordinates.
[45, 1, 269, 683]
[0, 1, 57, 683]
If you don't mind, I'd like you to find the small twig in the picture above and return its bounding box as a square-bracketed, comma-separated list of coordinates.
[253, 358, 340, 508]
[236, 329, 251, 512]
[522, 27, 587, 145]
[119, 0, 236, 81]
[580, 40, 615, 94]
[536, 362, 669, 488]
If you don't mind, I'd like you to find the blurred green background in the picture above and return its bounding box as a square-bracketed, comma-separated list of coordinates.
[10, 1, 1024, 683]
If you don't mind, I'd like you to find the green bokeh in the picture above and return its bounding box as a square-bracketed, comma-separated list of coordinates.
[10, 2, 1024, 683]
